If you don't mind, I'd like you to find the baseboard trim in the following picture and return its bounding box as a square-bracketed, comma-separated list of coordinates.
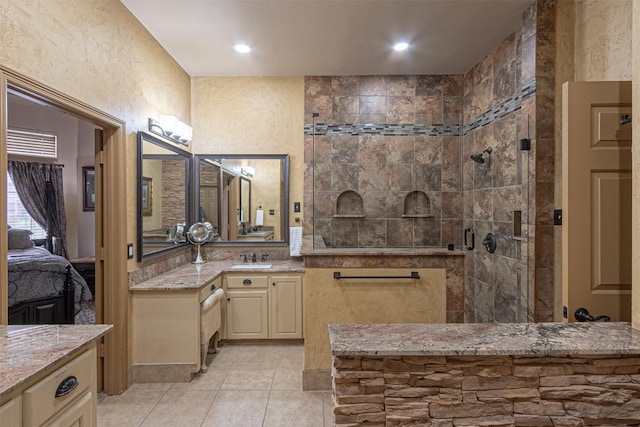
[303, 369, 332, 390]
[132, 363, 196, 383]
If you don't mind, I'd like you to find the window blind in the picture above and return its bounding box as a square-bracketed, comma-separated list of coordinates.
[7, 129, 57, 159]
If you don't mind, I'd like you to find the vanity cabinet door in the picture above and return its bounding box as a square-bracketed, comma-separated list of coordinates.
[43, 391, 92, 427]
[226, 290, 269, 339]
[0, 396, 21, 427]
[270, 275, 303, 339]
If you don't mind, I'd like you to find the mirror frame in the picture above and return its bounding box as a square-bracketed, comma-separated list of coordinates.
[194, 154, 289, 247]
[137, 130, 192, 261]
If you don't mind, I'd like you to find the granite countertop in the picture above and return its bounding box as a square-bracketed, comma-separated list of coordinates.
[329, 322, 640, 357]
[129, 260, 305, 291]
[0, 324, 112, 400]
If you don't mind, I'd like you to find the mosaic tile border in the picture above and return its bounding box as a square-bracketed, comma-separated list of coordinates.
[303, 78, 536, 137]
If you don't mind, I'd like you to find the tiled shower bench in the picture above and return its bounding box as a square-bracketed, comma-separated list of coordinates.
[329, 322, 640, 426]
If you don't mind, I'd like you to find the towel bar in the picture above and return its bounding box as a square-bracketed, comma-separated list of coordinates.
[333, 271, 420, 280]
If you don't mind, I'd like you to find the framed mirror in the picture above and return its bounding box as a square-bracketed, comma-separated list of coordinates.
[194, 154, 289, 245]
[239, 176, 251, 224]
[196, 158, 221, 237]
[137, 131, 192, 261]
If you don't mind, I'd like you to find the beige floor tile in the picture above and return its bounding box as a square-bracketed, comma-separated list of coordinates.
[271, 364, 303, 390]
[201, 390, 269, 426]
[97, 390, 165, 427]
[126, 382, 173, 392]
[263, 390, 325, 427]
[139, 389, 217, 427]
[321, 391, 334, 427]
[170, 367, 228, 391]
[98, 343, 319, 427]
[221, 367, 275, 390]
[204, 347, 237, 369]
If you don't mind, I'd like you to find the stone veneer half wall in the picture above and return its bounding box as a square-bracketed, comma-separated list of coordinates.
[333, 353, 640, 426]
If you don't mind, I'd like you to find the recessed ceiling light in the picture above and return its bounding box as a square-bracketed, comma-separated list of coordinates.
[234, 43, 251, 53]
[393, 42, 409, 52]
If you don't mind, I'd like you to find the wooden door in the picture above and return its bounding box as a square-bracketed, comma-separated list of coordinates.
[562, 81, 632, 322]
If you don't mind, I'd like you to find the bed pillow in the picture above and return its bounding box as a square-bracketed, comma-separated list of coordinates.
[8, 228, 34, 249]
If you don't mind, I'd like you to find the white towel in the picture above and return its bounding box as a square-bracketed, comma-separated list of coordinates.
[290, 226, 302, 256]
[255, 209, 264, 226]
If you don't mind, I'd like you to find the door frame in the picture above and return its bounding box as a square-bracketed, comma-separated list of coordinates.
[0, 66, 129, 394]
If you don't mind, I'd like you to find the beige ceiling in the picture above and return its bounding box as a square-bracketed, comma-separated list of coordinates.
[120, 0, 532, 77]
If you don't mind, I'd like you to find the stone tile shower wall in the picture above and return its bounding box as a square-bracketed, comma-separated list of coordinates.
[303, 75, 464, 248]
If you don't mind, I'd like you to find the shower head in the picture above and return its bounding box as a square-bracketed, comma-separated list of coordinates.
[471, 147, 493, 164]
[470, 153, 485, 164]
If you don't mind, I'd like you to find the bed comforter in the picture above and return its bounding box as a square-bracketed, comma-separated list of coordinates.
[7, 246, 92, 313]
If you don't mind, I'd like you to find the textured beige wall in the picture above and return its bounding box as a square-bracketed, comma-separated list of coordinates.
[0, 0, 191, 270]
[574, 0, 632, 81]
[191, 77, 305, 230]
[304, 268, 446, 372]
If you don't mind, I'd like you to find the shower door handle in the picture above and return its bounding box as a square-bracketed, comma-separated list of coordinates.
[464, 228, 474, 250]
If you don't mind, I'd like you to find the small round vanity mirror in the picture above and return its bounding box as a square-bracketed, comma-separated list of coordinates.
[187, 222, 214, 264]
[169, 223, 186, 243]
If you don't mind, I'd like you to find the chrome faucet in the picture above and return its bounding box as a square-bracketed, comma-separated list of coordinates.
[250, 251, 257, 263]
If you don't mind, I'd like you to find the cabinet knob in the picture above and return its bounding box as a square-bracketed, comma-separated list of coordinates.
[272, 282, 276, 286]
[227, 298, 230, 302]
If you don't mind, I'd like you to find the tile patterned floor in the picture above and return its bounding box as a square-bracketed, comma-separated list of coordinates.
[97, 343, 333, 427]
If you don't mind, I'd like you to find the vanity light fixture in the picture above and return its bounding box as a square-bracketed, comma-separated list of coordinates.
[241, 166, 255, 177]
[148, 115, 193, 146]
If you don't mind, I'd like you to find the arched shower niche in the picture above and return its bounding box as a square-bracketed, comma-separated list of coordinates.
[334, 190, 364, 218]
[402, 190, 432, 218]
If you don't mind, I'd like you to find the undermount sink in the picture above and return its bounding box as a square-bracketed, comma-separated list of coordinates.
[230, 264, 272, 269]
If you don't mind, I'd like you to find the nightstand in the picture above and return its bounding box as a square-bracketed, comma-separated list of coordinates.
[70, 257, 95, 300]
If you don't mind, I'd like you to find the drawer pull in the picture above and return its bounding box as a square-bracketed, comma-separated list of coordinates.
[211, 283, 216, 291]
[55, 376, 79, 398]
[243, 279, 252, 285]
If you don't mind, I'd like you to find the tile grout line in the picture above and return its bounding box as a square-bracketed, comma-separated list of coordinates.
[138, 386, 171, 427]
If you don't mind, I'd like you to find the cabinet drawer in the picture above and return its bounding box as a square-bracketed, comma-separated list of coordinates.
[226, 275, 268, 289]
[199, 277, 222, 302]
[23, 348, 94, 427]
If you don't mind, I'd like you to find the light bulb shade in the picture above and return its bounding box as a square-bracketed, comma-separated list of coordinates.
[241, 166, 255, 177]
[159, 115, 178, 135]
[181, 125, 193, 143]
[174, 121, 185, 139]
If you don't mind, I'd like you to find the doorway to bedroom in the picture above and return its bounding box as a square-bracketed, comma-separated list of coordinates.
[7, 91, 99, 325]
[0, 68, 129, 396]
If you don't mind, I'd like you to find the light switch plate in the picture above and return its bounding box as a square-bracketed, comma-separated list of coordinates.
[127, 243, 134, 259]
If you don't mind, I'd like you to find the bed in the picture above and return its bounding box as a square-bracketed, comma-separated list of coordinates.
[7, 243, 93, 325]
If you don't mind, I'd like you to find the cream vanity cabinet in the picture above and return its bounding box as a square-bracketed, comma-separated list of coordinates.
[131, 276, 222, 381]
[224, 273, 303, 340]
[0, 396, 21, 426]
[0, 347, 97, 427]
